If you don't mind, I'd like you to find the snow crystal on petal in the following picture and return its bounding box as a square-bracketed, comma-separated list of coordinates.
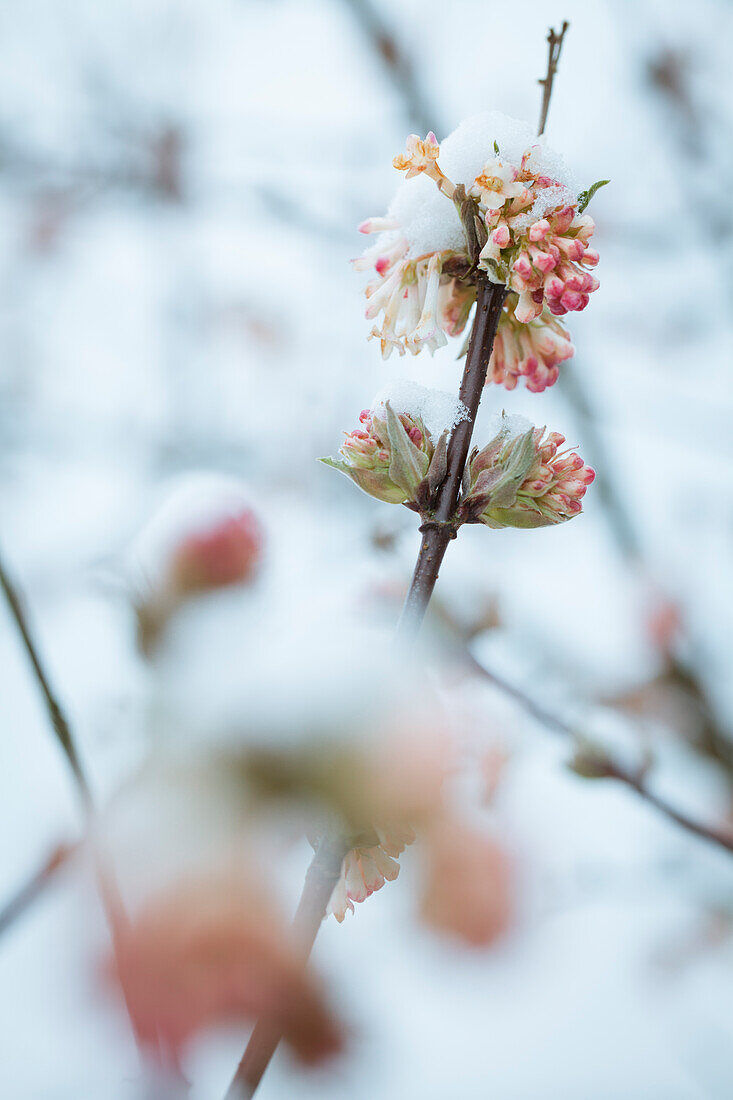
[371, 380, 469, 440]
[486, 411, 534, 441]
[510, 183, 576, 232]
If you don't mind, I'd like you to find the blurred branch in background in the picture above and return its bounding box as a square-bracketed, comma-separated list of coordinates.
[644, 42, 732, 244]
[0, 552, 92, 807]
[0, 551, 155, 1070]
[461, 647, 733, 855]
[0, 123, 185, 216]
[0, 844, 74, 939]
[341, 0, 435, 135]
[561, 364, 733, 779]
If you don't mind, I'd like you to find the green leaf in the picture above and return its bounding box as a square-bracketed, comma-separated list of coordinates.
[493, 140, 500, 156]
[382, 401, 429, 499]
[577, 179, 610, 213]
[319, 456, 347, 472]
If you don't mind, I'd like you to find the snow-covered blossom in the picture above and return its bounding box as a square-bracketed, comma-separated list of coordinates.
[461, 414, 595, 528]
[489, 294, 575, 392]
[320, 401, 434, 505]
[499, 191, 600, 323]
[170, 510, 262, 594]
[355, 114, 603, 385]
[132, 483, 263, 654]
[472, 158, 526, 209]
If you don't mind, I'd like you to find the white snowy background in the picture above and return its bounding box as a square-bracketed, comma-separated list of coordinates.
[1, 1, 732, 1097]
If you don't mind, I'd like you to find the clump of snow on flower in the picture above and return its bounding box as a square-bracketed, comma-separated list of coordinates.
[389, 112, 577, 258]
[370, 380, 468, 440]
[129, 473, 259, 595]
[485, 410, 534, 442]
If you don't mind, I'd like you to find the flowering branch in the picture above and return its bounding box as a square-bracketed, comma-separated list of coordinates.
[537, 22, 570, 136]
[0, 552, 91, 807]
[342, 5, 732, 782]
[397, 276, 507, 635]
[224, 835, 348, 1099]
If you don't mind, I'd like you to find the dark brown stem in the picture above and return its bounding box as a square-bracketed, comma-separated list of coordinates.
[463, 648, 733, 855]
[224, 835, 347, 1100]
[537, 21, 570, 136]
[397, 277, 507, 637]
[0, 553, 92, 808]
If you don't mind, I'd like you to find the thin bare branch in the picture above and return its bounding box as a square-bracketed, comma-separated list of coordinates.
[537, 21, 570, 136]
[463, 648, 733, 855]
[0, 552, 92, 808]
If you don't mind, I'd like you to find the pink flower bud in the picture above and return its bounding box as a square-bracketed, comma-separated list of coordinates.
[529, 218, 551, 242]
[322, 402, 434, 505]
[512, 252, 534, 280]
[464, 418, 594, 529]
[530, 246, 557, 274]
[492, 224, 511, 247]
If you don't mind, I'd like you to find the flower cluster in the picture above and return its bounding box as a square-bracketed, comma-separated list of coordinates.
[355, 241, 458, 358]
[475, 156, 599, 323]
[321, 401, 436, 505]
[489, 295, 574, 392]
[328, 824, 415, 922]
[462, 416, 595, 529]
[356, 119, 603, 394]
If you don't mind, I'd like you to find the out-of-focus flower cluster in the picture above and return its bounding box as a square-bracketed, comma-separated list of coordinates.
[131, 480, 264, 655]
[109, 866, 343, 1067]
[101, 487, 514, 1076]
[356, 114, 603, 394]
[461, 414, 595, 529]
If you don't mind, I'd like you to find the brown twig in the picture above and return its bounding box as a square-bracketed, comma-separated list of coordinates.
[0, 552, 92, 807]
[463, 648, 733, 855]
[397, 277, 507, 636]
[224, 835, 348, 1100]
[0, 844, 75, 938]
[537, 22, 570, 136]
